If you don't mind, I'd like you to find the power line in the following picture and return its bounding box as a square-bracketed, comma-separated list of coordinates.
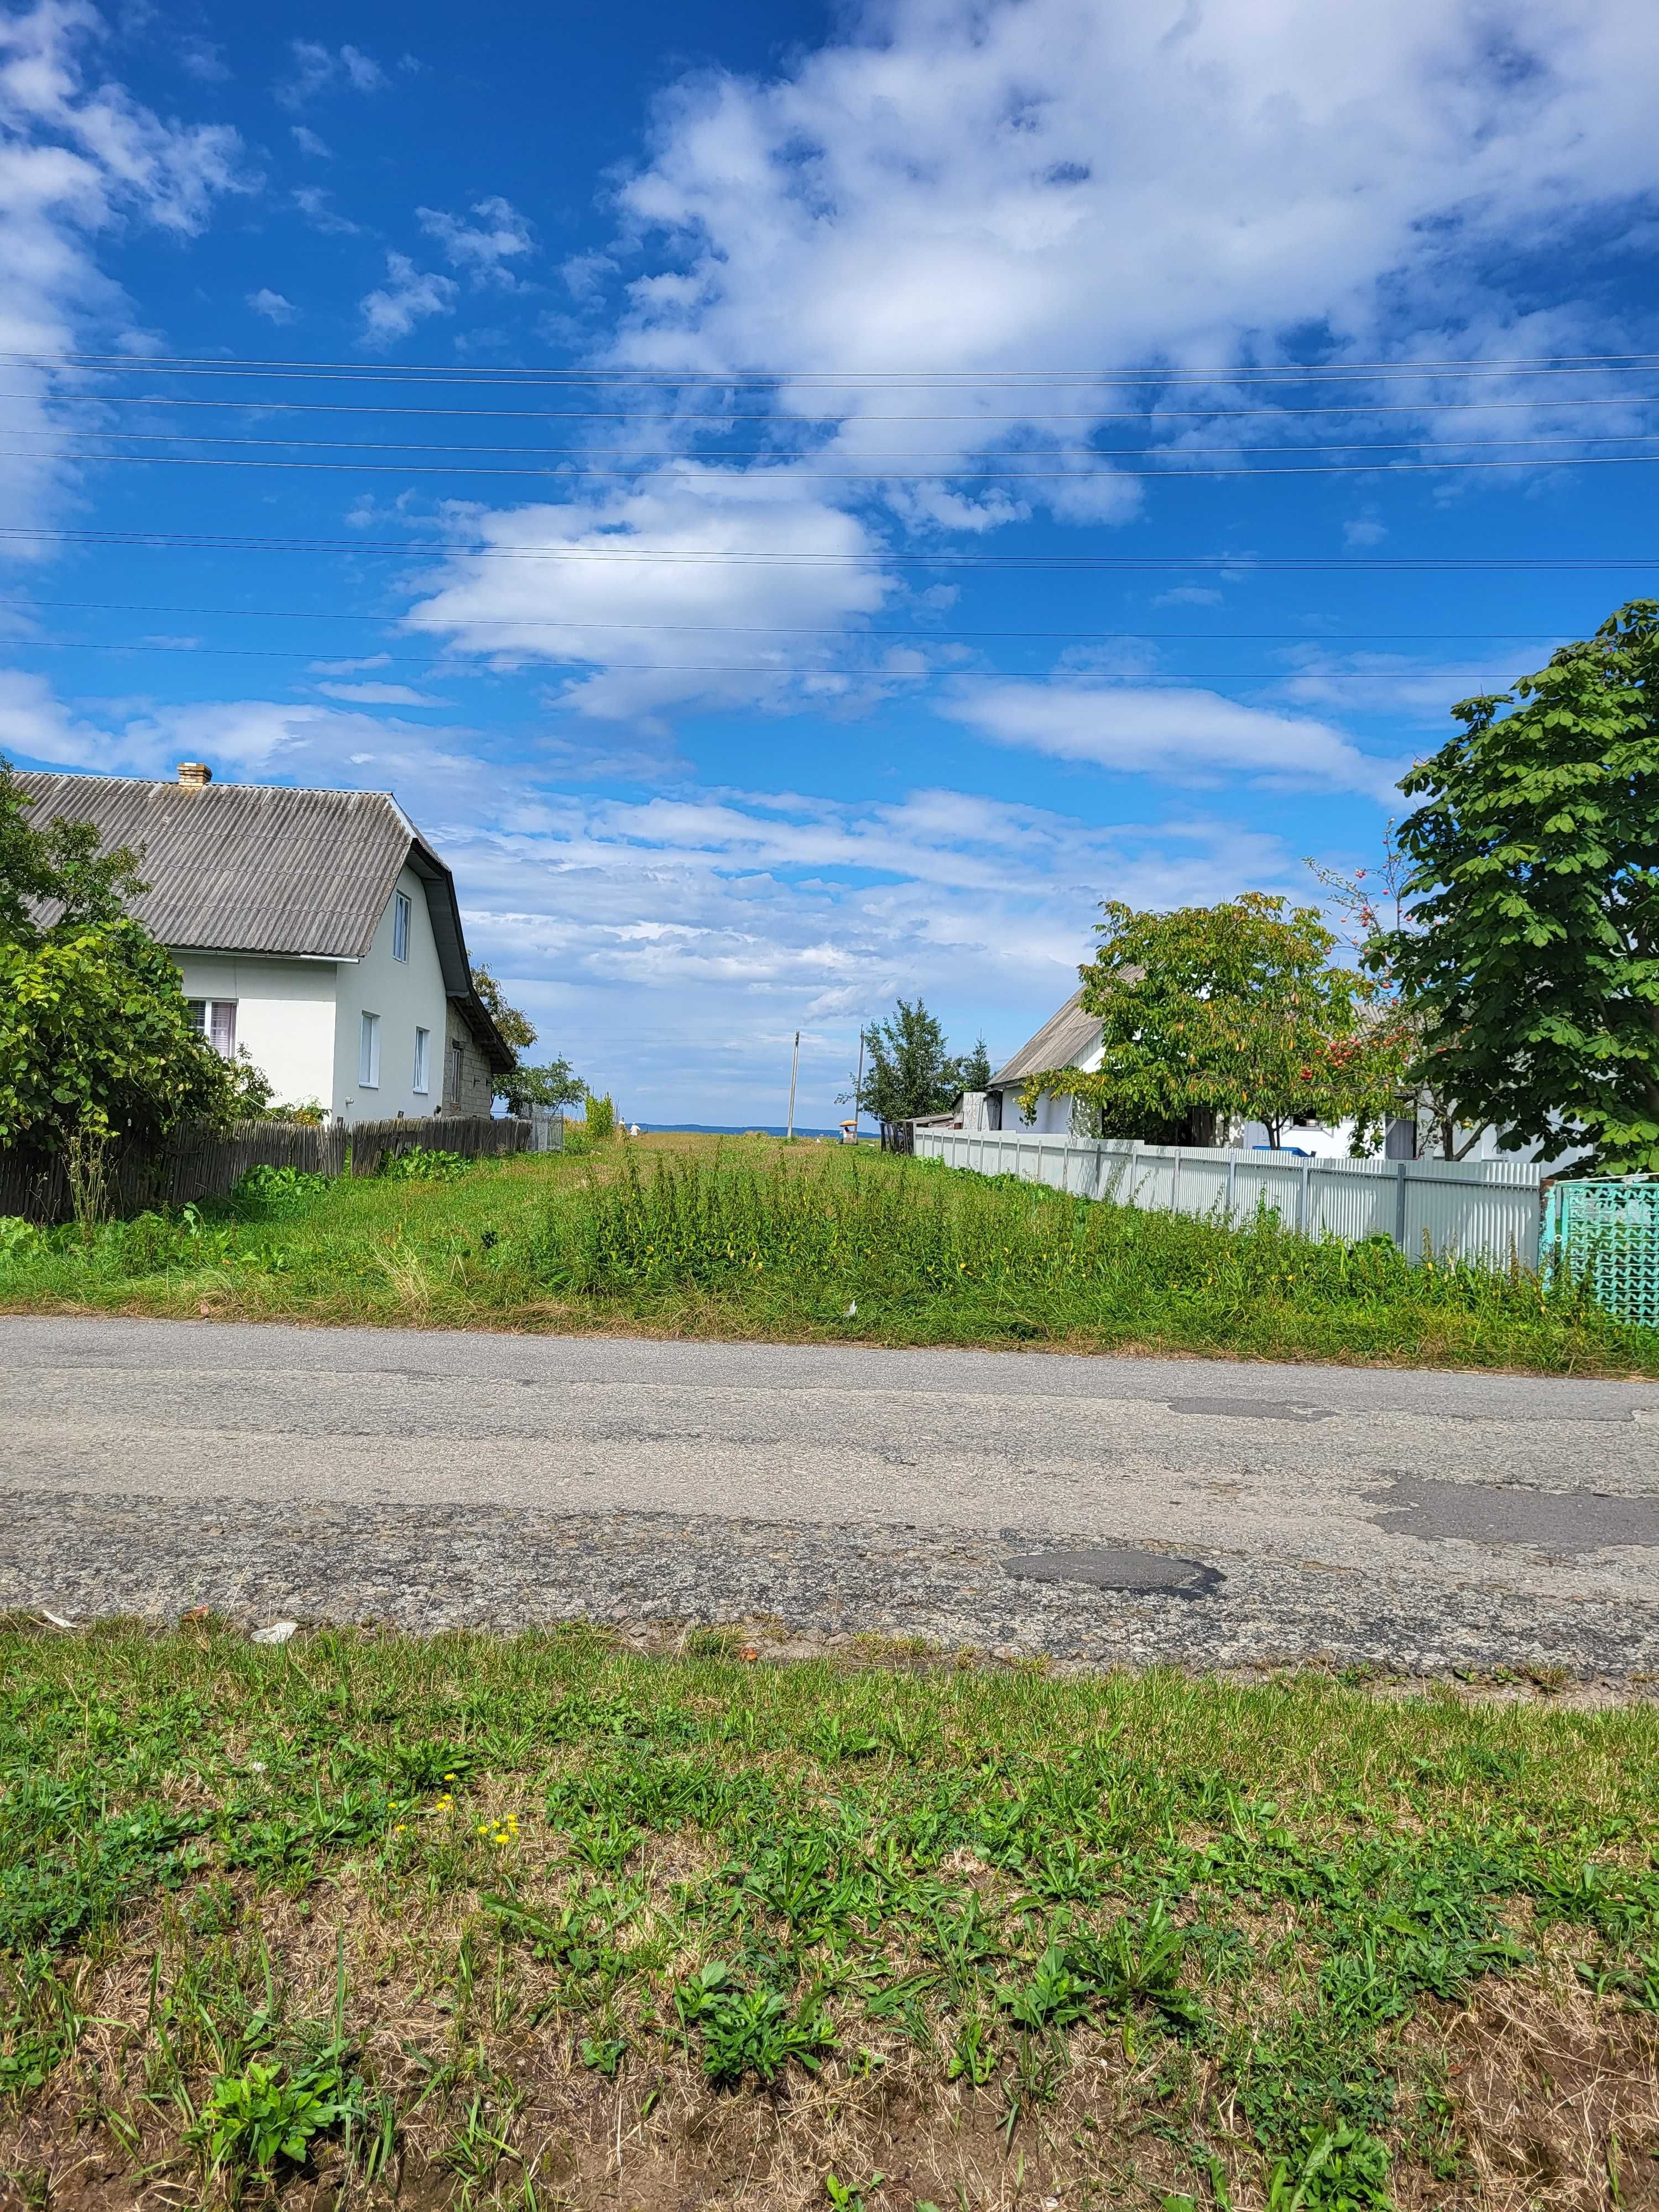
[0, 596, 1580, 641]
[5, 526, 1652, 568]
[17, 445, 1659, 481]
[9, 347, 1659, 385]
[0, 636, 1524, 682]
[26, 425, 1659, 463]
[12, 388, 1659, 424]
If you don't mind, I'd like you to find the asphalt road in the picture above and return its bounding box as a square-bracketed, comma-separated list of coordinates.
[7, 1316, 1659, 1679]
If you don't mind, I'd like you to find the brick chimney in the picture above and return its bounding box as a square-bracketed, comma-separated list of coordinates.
[176, 762, 212, 788]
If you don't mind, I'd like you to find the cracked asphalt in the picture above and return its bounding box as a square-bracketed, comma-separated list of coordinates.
[6, 1315, 1659, 1681]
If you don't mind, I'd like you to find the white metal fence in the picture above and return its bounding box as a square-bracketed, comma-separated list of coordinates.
[912, 1128, 1546, 1269]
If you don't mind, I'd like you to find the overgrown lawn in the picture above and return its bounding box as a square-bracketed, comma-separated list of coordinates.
[0, 1134, 1652, 1375]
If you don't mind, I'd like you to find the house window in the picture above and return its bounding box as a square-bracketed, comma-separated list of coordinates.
[448, 1038, 465, 1105]
[392, 890, 411, 963]
[359, 1010, 381, 1088]
[186, 999, 237, 1058]
[413, 1026, 430, 1095]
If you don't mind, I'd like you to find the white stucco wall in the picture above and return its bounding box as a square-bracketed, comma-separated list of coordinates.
[332, 865, 451, 1121]
[171, 952, 338, 1111]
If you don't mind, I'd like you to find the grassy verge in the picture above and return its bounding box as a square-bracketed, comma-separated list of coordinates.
[0, 1133, 1653, 1375]
[3, 1624, 1658, 2210]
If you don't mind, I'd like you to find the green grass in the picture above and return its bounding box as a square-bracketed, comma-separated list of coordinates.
[3, 1625, 1657, 2208]
[0, 1131, 1653, 1374]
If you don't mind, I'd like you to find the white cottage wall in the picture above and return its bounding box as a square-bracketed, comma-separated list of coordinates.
[171, 952, 339, 1111]
[332, 865, 451, 1121]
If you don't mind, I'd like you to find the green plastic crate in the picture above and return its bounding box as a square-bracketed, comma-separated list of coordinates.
[1543, 1178, 1659, 1327]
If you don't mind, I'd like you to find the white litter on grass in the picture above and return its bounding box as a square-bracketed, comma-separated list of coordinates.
[39, 1609, 76, 1631]
[251, 1621, 299, 1645]
[843, 1300, 857, 1317]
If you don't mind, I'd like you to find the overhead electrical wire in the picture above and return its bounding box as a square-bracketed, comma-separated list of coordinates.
[3, 526, 1651, 569]
[23, 425, 1659, 463]
[0, 595, 1580, 641]
[8, 347, 1659, 385]
[15, 445, 1659, 481]
[9, 389, 1659, 424]
[0, 636, 1524, 682]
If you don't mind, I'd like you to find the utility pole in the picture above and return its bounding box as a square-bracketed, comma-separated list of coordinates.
[852, 1027, 865, 1139]
[786, 1029, 800, 1141]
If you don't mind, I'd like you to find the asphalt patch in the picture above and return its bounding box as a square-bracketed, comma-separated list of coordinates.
[1166, 1397, 1335, 1423]
[1003, 1546, 1224, 1598]
[1370, 1475, 1659, 1556]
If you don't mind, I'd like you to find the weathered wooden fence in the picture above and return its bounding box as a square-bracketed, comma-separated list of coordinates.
[0, 1114, 531, 1224]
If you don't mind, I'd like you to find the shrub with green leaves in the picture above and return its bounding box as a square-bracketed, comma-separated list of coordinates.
[376, 1142, 470, 1182]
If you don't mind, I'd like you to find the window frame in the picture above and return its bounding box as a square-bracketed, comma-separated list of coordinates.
[359, 1009, 382, 1089]
[186, 998, 238, 1058]
[413, 1025, 430, 1095]
[392, 889, 411, 964]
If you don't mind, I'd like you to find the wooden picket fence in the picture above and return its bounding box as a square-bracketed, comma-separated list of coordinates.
[0, 1114, 531, 1225]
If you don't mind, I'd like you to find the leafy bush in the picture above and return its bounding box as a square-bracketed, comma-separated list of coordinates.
[229, 1162, 331, 1213]
[583, 1091, 616, 1143]
[0, 1217, 41, 1264]
[376, 1144, 470, 1183]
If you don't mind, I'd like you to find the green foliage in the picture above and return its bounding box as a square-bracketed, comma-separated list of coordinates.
[469, 965, 538, 1057]
[228, 1162, 332, 1212]
[0, 1217, 41, 1262]
[3, 1626, 1658, 2200]
[377, 1144, 470, 1182]
[197, 2051, 363, 2176]
[849, 998, 985, 1128]
[584, 1091, 617, 1143]
[1386, 600, 1659, 1171]
[495, 1058, 585, 1113]
[1026, 896, 1401, 1149]
[0, 758, 259, 1154]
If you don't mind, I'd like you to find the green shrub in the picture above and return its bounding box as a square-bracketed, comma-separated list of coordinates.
[584, 1091, 616, 1144]
[0, 1217, 41, 1264]
[376, 1144, 469, 1183]
[229, 1162, 331, 1213]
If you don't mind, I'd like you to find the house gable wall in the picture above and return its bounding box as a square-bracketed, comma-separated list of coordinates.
[332, 863, 450, 1120]
[170, 953, 338, 1113]
[441, 1004, 497, 1117]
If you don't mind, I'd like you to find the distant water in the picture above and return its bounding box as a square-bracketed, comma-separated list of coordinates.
[635, 1122, 858, 1140]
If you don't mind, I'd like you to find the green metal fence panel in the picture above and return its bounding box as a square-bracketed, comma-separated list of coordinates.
[1544, 1178, 1659, 1327]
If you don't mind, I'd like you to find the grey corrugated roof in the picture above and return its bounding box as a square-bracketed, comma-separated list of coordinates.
[17, 773, 414, 958]
[15, 771, 514, 1071]
[989, 987, 1104, 1087]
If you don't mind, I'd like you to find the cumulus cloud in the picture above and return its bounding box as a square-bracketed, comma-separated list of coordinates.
[358, 250, 458, 345]
[403, 468, 895, 727]
[945, 680, 1405, 800]
[275, 39, 385, 109]
[416, 196, 535, 285]
[246, 286, 296, 323]
[601, 0, 1659, 509]
[0, 0, 249, 545]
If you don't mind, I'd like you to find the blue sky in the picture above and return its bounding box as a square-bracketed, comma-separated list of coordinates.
[1, 0, 1656, 1125]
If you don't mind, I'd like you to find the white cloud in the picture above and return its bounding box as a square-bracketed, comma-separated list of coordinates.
[600, 0, 1659, 513]
[275, 40, 385, 110]
[358, 250, 458, 345]
[246, 286, 296, 323]
[177, 36, 227, 84]
[945, 680, 1405, 800]
[0, 0, 248, 546]
[289, 123, 330, 158]
[314, 681, 442, 706]
[292, 185, 361, 234]
[307, 653, 391, 675]
[403, 468, 894, 728]
[416, 195, 535, 285]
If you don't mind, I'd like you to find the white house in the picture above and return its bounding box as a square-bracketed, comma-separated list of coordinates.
[18, 762, 513, 1122]
[977, 984, 1555, 1163]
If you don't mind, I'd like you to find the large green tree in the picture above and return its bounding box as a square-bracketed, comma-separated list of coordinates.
[845, 999, 988, 1129]
[470, 964, 585, 1114]
[1024, 894, 1399, 1149]
[1385, 600, 1659, 1171]
[0, 760, 261, 1156]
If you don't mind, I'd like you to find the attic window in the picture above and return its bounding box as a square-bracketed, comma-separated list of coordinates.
[392, 890, 411, 963]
